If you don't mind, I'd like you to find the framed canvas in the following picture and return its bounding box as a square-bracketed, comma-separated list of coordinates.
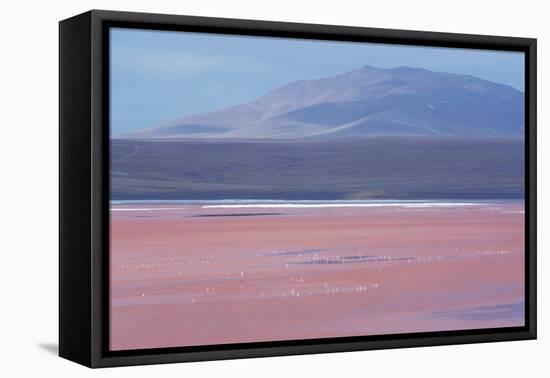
[59, 10, 537, 368]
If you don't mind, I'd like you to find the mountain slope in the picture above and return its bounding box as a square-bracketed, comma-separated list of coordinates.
[123, 65, 525, 139]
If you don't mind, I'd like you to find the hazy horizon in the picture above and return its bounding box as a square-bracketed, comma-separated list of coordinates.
[109, 28, 525, 202]
[110, 28, 525, 136]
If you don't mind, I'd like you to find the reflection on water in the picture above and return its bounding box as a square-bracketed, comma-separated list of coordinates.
[191, 212, 282, 218]
[110, 201, 526, 350]
[431, 302, 525, 321]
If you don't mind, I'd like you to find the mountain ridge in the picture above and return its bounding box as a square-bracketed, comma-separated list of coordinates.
[122, 65, 524, 139]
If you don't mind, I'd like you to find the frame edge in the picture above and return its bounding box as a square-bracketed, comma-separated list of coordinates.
[59, 11, 94, 368]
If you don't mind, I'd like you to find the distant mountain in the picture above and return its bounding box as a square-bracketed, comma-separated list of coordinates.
[123, 65, 525, 139]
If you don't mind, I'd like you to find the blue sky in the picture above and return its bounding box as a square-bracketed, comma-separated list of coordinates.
[110, 27, 525, 136]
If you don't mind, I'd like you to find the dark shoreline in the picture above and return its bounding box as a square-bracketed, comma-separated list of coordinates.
[111, 138, 524, 201]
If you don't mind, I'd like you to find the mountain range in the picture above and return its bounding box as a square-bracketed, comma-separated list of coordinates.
[123, 65, 525, 139]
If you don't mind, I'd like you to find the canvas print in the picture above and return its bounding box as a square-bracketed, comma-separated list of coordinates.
[109, 28, 525, 351]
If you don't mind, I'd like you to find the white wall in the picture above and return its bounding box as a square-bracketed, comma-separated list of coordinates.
[1, 0, 546, 376]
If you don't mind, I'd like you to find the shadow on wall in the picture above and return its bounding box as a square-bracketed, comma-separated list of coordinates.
[37, 343, 58, 356]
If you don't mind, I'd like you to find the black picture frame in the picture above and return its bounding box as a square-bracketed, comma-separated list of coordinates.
[59, 9, 537, 368]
